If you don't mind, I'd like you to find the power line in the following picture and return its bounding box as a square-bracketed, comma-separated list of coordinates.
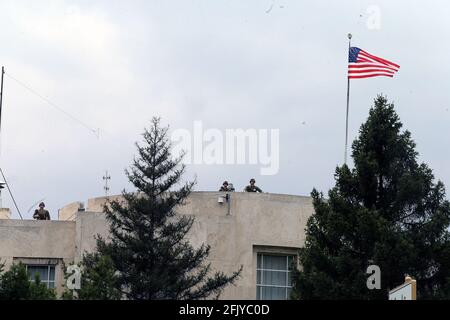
[27, 198, 46, 214]
[0, 167, 23, 219]
[4, 72, 100, 138]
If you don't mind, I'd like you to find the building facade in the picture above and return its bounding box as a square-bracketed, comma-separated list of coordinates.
[0, 192, 314, 299]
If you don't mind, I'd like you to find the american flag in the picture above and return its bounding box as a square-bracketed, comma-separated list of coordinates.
[348, 47, 400, 79]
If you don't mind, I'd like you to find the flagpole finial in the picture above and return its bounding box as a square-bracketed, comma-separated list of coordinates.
[347, 33, 352, 39]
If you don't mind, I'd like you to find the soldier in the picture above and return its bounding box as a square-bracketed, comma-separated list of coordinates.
[244, 178, 263, 193]
[219, 181, 229, 191]
[33, 202, 51, 220]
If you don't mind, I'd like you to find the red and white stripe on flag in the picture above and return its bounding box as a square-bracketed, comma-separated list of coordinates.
[348, 47, 400, 79]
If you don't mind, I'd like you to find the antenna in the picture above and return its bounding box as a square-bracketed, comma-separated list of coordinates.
[27, 198, 46, 214]
[103, 170, 111, 196]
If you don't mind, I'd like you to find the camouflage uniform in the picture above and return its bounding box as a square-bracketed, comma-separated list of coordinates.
[220, 184, 235, 192]
[33, 208, 51, 220]
[244, 185, 263, 193]
[219, 181, 230, 191]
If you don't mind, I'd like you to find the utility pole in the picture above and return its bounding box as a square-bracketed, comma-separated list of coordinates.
[0, 67, 5, 208]
[0, 66, 4, 134]
[0, 181, 5, 208]
[103, 170, 111, 196]
[0, 67, 24, 218]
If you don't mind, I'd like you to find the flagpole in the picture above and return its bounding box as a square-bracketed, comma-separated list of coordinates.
[344, 34, 352, 165]
[0, 67, 23, 219]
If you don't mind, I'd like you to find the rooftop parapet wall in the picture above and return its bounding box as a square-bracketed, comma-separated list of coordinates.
[69, 192, 314, 249]
[0, 208, 11, 219]
[58, 195, 123, 220]
[0, 219, 76, 263]
[68, 192, 314, 246]
[76, 192, 312, 214]
[58, 202, 84, 221]
[60, 192, 314, 251]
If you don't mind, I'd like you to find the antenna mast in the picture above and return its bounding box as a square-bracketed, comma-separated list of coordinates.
[103, 170, 111, 196]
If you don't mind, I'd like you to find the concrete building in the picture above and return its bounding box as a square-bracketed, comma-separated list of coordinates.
[0, 192, 314, 299]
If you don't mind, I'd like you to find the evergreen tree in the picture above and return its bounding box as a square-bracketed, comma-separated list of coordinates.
[0, 263, 56, 300]
[293, 95, 450, 299]
[83, 117, 241, 299]
[62, 254, 121, 300]
[0, 263, 30, 300]
[29, 275, 58, 300]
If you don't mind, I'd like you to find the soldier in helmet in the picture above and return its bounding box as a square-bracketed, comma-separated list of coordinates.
[220, 181, 236, 192]
[244, 178, 263, 193]
[219, 181, 229, 191]
[33, 202, 51, 220]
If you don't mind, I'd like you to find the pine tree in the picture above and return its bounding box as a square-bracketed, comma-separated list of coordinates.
[84, 117, 241, 300]
[62, 254, 121, 300]
[29, 275, 58, 300]
[0, 263, 30, 300]
[0, 263, 56, 300]
[292, 95, 450, 299]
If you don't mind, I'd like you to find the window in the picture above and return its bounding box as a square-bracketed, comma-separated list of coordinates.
[256, 253, 294, 300]
[26, 265, 56, 289]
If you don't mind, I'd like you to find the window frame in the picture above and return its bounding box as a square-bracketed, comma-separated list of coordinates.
[26, 264, 56, 289]
[256, 252, 296, 300]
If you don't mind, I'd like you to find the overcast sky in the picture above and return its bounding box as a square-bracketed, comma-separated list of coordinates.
[0, 0, 449, 219]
